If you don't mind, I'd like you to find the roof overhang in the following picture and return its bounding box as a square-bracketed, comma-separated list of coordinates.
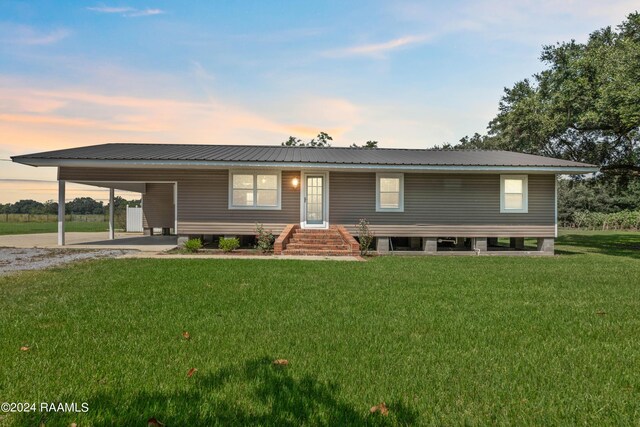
[12, 157, 600, 174]
[71, 181, 147, 192]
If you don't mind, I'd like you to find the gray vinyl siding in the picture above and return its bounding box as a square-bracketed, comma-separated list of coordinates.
[330, 172, 555, 237]
[58, 167, 299, 234]
[59, 167, 556, 237]
[142, 183, 174, 228]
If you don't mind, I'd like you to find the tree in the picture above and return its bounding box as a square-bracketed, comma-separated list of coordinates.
[106, 196, 139, 212]
[458, 12, 640, 178]
[557, 177, 640, 218]
[43, 200, 58, 215]
[431, 142, 456, 150]
[455, 133, 497, 150]
[8, 199, 46, 214]
[281, 132, 333, 147]
[281, 136, 303, 146]
[308, 132, 333, 147]
[66, 197, 105, 214]
[350, 140, 379, 149]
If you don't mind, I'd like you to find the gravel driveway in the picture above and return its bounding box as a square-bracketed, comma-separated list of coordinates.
[0, 248, 131, 275]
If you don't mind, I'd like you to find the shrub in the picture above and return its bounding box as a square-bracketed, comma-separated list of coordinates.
[255, 223, 275, 253]
[565, 210, 640, 230]
[356, 218, 374, 256]
[218, 237, 240, 252]
[183, 238, 203, 253]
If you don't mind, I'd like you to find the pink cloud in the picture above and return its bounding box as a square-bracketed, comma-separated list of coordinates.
[324, 35, 431, 58]
[0, 83, 362, 155]
[0, 24, 70, 45]
[86, 5, 165, 17]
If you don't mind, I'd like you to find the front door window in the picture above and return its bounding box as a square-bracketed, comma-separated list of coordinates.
[305, 176, 324, 224]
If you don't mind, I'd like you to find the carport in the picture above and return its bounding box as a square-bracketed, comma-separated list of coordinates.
[56, 180, 177, 246]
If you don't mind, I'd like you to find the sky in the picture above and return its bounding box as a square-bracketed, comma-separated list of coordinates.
[0, 0, 637, 203]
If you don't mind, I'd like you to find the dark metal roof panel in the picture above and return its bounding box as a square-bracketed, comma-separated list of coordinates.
[11, 143, 598, 168]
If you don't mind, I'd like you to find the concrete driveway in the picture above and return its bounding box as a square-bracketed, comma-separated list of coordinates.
[0, 232, 177, 252]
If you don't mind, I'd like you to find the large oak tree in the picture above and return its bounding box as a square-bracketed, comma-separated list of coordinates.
[459, 12, 640, 178]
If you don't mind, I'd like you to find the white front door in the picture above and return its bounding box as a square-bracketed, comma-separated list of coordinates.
[301, 172, 328, 228]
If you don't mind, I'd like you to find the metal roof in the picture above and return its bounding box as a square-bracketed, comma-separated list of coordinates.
[11, 143, 598, 172]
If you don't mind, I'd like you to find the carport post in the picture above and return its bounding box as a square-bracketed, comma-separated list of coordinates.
[58, 180, 65, 246]
[109, 188, 115, 240]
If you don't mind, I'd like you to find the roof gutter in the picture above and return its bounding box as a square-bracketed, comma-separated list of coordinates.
[11, 157, 600, 174]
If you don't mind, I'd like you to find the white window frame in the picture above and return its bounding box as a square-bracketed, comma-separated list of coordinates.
[228, 170, 282, 210]
[376, 173, 404, 212]
[500, 174, 528, 213]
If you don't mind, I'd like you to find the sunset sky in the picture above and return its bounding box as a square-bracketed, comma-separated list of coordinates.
[1, 0, 637, 203]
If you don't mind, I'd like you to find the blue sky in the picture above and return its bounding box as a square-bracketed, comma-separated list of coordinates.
[0, 0, 637, 202]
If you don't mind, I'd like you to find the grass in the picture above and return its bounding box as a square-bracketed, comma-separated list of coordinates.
[0, 230, 639, 425]
[0, 221, 109, 235]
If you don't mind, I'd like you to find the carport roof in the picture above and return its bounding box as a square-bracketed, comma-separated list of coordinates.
[12, 143, 599, 173]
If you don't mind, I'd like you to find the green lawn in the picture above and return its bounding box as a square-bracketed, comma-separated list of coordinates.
[0, 221, 109, 235]
[0, 231, 639, 425]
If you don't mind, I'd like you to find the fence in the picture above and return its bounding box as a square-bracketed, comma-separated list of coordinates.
[0, 214, 108, 223]
[126, 206, 143, 232]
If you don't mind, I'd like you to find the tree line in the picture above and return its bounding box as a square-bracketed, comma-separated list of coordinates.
[282, 132, 378, 149]
[0, 197, 141, 215]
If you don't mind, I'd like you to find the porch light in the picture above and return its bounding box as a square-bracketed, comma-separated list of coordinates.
[292, 177, 299, 189]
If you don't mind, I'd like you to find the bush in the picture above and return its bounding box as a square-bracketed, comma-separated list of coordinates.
[356, 218, 374, 256]
[564, 210, 640, 230]
[219, 237, 240, 252]
[183, 238, 203, 253]
[255, 223, 275, 253]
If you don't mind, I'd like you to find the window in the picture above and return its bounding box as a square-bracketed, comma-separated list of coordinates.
[376, 173, 404, 212]
[500, 175, 528, 213]
[229, 171, 281, 209]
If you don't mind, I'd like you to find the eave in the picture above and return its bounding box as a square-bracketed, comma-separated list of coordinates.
[10, 157, 599, 174]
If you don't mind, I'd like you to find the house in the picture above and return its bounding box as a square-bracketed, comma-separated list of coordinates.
[12, 143, 598, 255]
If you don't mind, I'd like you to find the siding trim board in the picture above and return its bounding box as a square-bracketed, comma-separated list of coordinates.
[174, 182, 178, 234]
[342, 225, 555, 238]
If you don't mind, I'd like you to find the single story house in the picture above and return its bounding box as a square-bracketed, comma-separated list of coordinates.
[12, 143, 598, 255]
